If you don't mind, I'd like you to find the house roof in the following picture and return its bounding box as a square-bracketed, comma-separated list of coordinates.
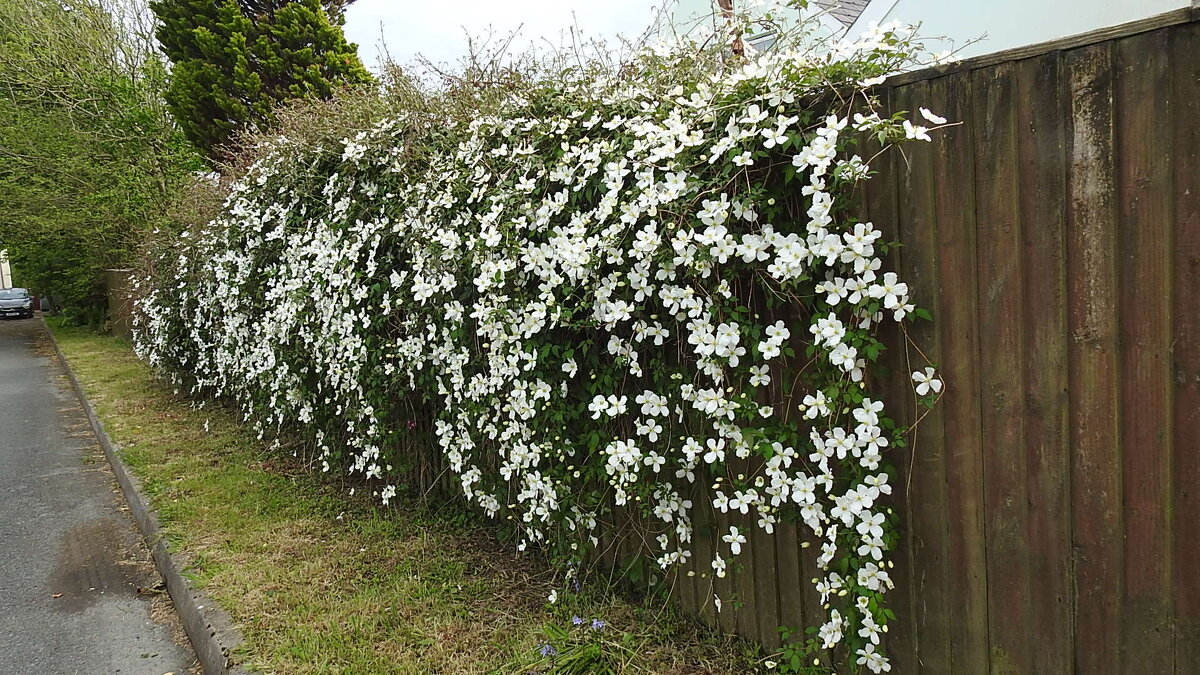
[814, 0, 872, 28]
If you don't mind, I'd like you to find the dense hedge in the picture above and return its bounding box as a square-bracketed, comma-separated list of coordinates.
[136, 9, 949, 671]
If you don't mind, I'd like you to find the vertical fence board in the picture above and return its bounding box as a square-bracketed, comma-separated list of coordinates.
[863, 85, 919, 675]
[1114, 29, 1176, 673]
[732, 489, 759, 638]
[1171, 21, 1200, 674]
[711, 490, 738, 633]
[751, 517, 781, 647]
[927, 70, 991, 675]
[798, 525, 828, 665]
[773, 520, 804, 646]
[675, 483, 699, 619]
[766, 329, 806, 648]
[898, 79, 953, 675]
[671, 565, 695, 622]
[691, 483, 720, 627]
[1014, 52, 1074, 674]
[1065, 41, 1123, 675]
[972, 60, 1034, 674]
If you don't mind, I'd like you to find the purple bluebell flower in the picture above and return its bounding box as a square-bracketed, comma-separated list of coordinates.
[590, 619, 606, 631]
[539, 643, 557, 657]
[571, 616, 584, 626]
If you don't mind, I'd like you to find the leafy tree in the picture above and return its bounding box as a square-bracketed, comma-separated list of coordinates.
[0, 0, 201, 322]
[150, 0, 372, 161]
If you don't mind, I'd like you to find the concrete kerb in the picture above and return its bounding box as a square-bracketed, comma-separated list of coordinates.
[45, 321, 247, 675]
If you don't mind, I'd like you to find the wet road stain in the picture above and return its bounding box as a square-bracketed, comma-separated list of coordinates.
[48, 517, 148, 614]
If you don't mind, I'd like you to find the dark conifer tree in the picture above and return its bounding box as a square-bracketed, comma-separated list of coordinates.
[150, 0, 371, 161]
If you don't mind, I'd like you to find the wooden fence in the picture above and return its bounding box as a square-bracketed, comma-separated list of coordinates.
[657, 8, 1200, 673]
[105, 268, 134, 339]
[393, 9, 1200, 671]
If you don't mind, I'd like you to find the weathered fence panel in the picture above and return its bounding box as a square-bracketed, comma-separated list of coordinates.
[865, 10, 1198, 673]
[672, 9, 1200, 672]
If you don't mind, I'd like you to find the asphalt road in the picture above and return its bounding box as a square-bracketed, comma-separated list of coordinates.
[0, 317, 195, 674]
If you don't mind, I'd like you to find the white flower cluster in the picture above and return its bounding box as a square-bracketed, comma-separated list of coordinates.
[134, 14, 947, 672]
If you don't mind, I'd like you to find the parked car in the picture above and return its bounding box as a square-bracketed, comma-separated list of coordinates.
[0, 288, 35, 319]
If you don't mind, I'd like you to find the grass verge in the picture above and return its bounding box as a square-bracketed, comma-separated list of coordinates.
[48, 319, 759, 675]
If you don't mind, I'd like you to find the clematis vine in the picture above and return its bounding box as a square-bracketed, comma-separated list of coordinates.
[133, 3, 950, 671]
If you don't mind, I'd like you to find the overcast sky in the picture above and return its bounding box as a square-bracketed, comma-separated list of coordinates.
[342, 0, 669, 72]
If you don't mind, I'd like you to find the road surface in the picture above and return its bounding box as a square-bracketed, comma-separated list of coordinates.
[0, 317, 195, 674]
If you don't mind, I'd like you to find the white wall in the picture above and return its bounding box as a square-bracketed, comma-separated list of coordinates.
[662, 0, 846, 44]
[860, 0, 1187, 59]
[666, 0, 1190, 59]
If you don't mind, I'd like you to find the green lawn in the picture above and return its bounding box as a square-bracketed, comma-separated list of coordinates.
[48, 320, 757, 674]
